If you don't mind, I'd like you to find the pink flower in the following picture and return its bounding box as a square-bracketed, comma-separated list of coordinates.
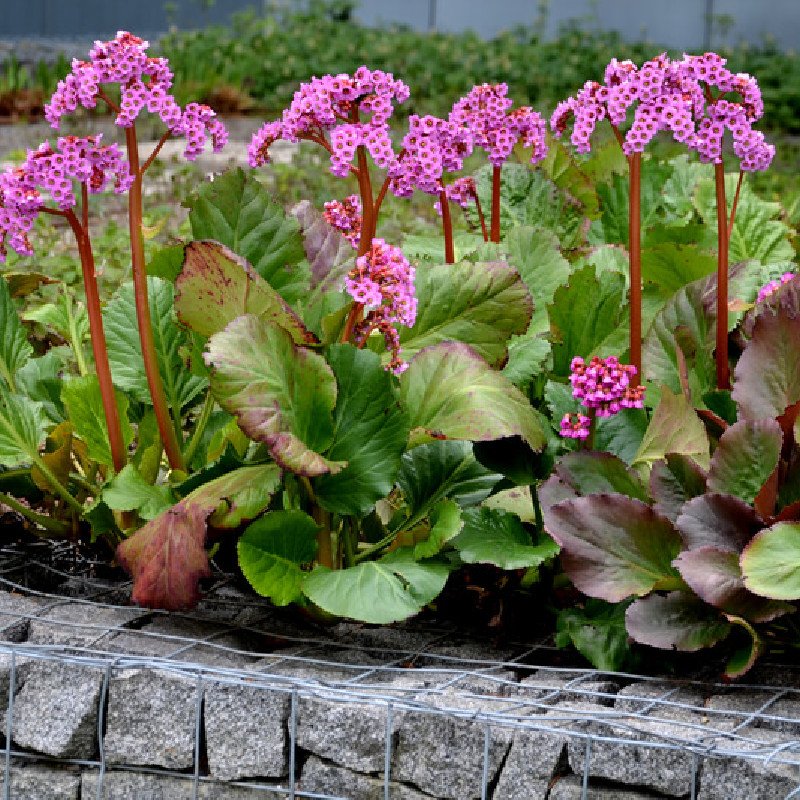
[756, 272, 795, 303]
[324, 194, 362, 248]
[569, 355, 644, 417]
[560, 413, 592, 440]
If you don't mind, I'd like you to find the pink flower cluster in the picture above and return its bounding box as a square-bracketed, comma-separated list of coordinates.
[323, 194, 362, 247]
[449, 83, 548, 167]
[346, 238, 417, 374]
[560, 413, 592, 440]
[0, 135, 132, 261]
[45, 31, 227, 161]
[248, 67, 409, 177]
[390, 114, 473, 200]
[756, 271, 795, 303]
[551, 52, 773, 170]
[569, 355, 645, 416]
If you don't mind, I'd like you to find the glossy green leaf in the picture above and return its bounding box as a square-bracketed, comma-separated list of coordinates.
[400, 342, 546, 451]
[413, 499, 463, 559]
[625, 592, 731, 652]
[186, 166, 309, 302]
[103, 464, 176, 520]
[0, 275, 33, 391]
[741, 523, 800, 600]
[105, 277, 207, 410]
[22, 290, 89, 350]
[548, 264, 626, 376]
[593, 408, 649, 466]
[16, 351, 66, 424]
[146, 244, 186, 283]
[501, 333, 551, 387]
[724, 615, 761, 680]
[398, 260, 532, 368]
[313, 345, 409, 516]
[61, 376, 134, 470]
[640, 243, 716, 295]
[207, 315, 342, 476]
[0, 389, 46, 468]
[452, 507, 559, 569]
[707, 419, 782, 505]
[545, 495, 682, 602]
[301, 552, 450, 624]
[632, 386, 710, 475]
[556, 599, 634, 672]
[238, 510, 319, 606]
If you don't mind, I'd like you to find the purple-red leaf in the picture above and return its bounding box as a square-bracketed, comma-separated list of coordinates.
[649, 454, 708, 523]
[675, 493, 764, 552]
[544, 495, 681, 602]
[625, 592, 731, 652]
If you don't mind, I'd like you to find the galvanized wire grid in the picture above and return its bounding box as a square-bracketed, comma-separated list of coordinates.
[0, 541, 797, 799]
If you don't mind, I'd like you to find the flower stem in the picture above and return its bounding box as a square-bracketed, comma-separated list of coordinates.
[727, 170, 744, 244]
[490, 165, 502, 243]
[125, 125, 186, 472]
[628, 151, 642, 386]
[341, 301, 364, 344]
[0, 490, 69, 537]
[473, 189, 489, 242]
[181, 390, 215, 469]
[302, 477, 332, 569]
[440, 189, 455, 264]
[63, 207, 127, 474]
[714, 160, 731, 390]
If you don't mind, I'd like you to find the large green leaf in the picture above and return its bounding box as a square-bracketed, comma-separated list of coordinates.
[206, 315, 342, 476]
[675, 546, 792, 622]
[540, 138, 599, 218]
[625, 592, 731, 652]
[732, 306, 800, 421]
[452, 507, 559, 569]
[103, 464, 176, 520]
[292, 199, 354, 290]
[60, 376, 134, 470]
[632, 387, 710, 475]
[741, 523, 800, 600]
[0, 274, 33, 391]
[556, 599, 634, 672]
[301, 551, 451, 624]
[501, 333, 551, 387]
[707, 419, 782, 505]
[640, 243, 716, 296]
[16, 351, 66, 424]
[397, 260, 532, 368]
[186, 167, 309, 302]
[396, 439, 501, 523]
[104, 277, 207, 411]
[0, 389, 46, 468]
[642, 276, 716, 400]
[593, 408, 649, 465]
[312, 345, 409, 516]
[400, 342, 546, 451]
[189, 464, 281, 528]
[238, 510, 320, 606]
[548, 264, 626, 376]
[502, 227, 571, 335]
[175, 240, 316, 344]
[544, 495, 682, 602]
[694, 175, 795, 265]
[22, 289, 89, 357]
[413, 499, 463, 559]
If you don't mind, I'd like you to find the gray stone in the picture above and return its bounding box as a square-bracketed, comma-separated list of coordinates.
[549, 774, 667, 799]
[0, 651, 32, 720]
[11, 660, 103, 758]
[204, 680, 290, 780]
[492, 719, 567, 800]
[300, 756, 434, 800]
[697, 728, 800, 800]
[512, 671, 620, 706]
[0, 591, 45, 642]
[614, 681, 708, 719]
[297, 695, 404, 773]
[103, 668, 198, 769]
[707, 690, 800, 735]
[392, 693, 514, 799]
[81, 770, 286, 799]
[0, 765, 80, 799]
[27, 602, 143, 648]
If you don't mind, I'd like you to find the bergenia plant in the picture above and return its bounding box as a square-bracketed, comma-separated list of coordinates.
[552, 52, 774, 389]
[541, 273, 800, 678]
[449, 83, 548, 242]
[45, 31, 228, 471]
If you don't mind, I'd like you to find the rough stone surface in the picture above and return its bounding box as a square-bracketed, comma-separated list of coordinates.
[613, 681, 708, 718]
[81, 770, 286, 798]
[697, 728, 800, 800]
[392, 692, 514, 799]
[204, 680, 290, 780]
[103, 668, 198, 769]
[300, 756, 435, 800]
[492, 720, 565, 800]
[706, 690, 800, 735]
[513, 671, 620, 706]
[0, 765, 80, 799]
[0, 591, 45, 642]
[549, 775, 668, 799]
[297, 694, 404, 773]
[11, 660, 104, 758]
[27, 602, 143, 648]
[566, 697, 702, 797]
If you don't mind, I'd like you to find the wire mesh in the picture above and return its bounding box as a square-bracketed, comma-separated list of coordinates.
[0, 540, 796, 799]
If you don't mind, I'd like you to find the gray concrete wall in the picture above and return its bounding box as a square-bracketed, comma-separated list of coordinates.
[1, 0, 798, 51]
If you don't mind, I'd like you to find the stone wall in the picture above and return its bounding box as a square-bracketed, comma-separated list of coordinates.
[0, 590, 798, 799]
